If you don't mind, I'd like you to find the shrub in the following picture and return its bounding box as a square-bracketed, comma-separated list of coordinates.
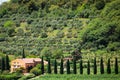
[41, 32, 48, 38]
[30, 68, 41, 76]
[95, 0, 105, 10]
[4, 21, 14, 27]
[16, 67, 23, 73]
[0, 73, 22, 80]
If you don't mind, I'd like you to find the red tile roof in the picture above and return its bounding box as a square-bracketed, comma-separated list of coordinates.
[21, 58, 41, 63]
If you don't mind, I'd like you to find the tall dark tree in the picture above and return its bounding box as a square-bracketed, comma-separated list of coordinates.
[87, 60, 90, 75]
[41, 57, 44, 74]
[80, 59, 83, 74]
[22, 48, 25, 58]
[0, 58, 1, 70]
[100, 57, 104, 74]
[47, 58, 51, 74]
[107, 58, 111, 74]
[93, 57, 97, 74]
[60, 58, 64, 74]
[1, 57, 5, 71]
[54, 59, 57, 74]
[5, 55, 10, 70]
[73, 58, 77, 74]
[66, 59, 70, 74]
[115, 57, 118, 74]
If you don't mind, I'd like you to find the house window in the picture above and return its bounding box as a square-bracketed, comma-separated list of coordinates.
[17, 65, 20, 68]
[13, 65, 16, 67]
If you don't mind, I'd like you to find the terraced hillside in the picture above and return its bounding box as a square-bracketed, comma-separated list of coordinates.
[0, 0, 120, 58]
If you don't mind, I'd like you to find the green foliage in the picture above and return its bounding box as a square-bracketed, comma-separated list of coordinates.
[7, 28, 15, 37]
[101, 0, 120, 19]
[0, 73, 22, 80]
[95, 0, 105, 10]
[28, 74, 120, 80]
[107, 42, 120, 52]
[16, 68, 23, 73]
[0, 0, 119, 59]
[52, 49, 63, 59]
[28, 0, 39, 13]
[40, 47, 51, 58]
[30, 67, 41, 76]
[18, 73, 35, 80]
[41, 32, 48, 38]
[4, 21, 14, 27]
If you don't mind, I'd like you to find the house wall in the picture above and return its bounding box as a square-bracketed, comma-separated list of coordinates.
[11, 59, 25, 72]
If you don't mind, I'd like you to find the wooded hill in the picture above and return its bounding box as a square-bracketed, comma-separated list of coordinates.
[0, 0, 120, 58]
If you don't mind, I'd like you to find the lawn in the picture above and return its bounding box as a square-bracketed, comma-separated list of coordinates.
[30, 74, 120, 80]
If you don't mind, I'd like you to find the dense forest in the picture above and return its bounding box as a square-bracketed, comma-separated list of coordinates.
[0, 0, 120, 58]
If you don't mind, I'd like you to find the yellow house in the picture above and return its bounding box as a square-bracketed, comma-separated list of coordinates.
[11, 58, 48, 73]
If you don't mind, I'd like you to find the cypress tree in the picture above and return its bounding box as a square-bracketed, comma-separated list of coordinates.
[54, 59, 57, 74]
[107, 58, 111, 74]
[80, 59, 83, 74]
[93, 57, 97, 74]
[22, 48, 25, 58]
[87, 60, 90, 75]
[60, 58, 64, 74]
[100, 57, 104, 74]
[73, 58, 77, 74]
[1, 57, 5, 71]
[115, 57, 118, 74]
[41, 57, 44, 74]
[0, 57, 2, 70]
[5, 55, 10, 70]
[66, 59, 70, 74]
[47, 58, 51, 74]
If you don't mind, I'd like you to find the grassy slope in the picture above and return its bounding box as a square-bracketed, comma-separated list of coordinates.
[30, 74, 120, 80]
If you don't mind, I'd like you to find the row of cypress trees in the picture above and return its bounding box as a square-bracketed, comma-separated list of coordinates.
[0, 55, 10, 72]
[41, 57, 119, 74]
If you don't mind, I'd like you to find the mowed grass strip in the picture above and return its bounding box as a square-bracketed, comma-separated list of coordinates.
[30, 74, 120, 80]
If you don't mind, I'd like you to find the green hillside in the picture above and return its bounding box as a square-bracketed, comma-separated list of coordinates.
[0, 0, 120, 58]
